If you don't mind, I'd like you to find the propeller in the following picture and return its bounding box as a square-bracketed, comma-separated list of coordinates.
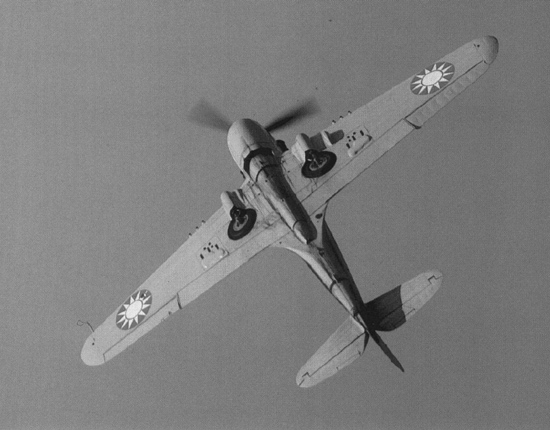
[188, 99, 233, 131]
[264, 98, 320, 133]
[188, 98, 319, 133]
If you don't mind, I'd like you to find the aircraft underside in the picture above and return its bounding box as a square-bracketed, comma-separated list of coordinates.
[81, 36, 497, 387]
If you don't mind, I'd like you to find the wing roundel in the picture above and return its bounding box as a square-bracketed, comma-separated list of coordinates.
[115, 290, 153, 330]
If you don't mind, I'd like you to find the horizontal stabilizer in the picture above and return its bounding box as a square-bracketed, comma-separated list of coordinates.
[296, 316, 368, 388]
[365, 270, 442, 331]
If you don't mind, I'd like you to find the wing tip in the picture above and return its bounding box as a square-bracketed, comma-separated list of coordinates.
[81, 335, 105, 366]
[474, 36, 499, 64]
[425, 269, 443, 290]
[296, 375, 307, 388]
[296, 372, 316, 388]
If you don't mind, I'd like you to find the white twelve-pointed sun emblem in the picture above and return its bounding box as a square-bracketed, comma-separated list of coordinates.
[116, 290, 153, 330]
[410, 61, 455, 95]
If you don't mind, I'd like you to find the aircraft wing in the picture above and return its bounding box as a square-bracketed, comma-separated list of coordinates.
[81, 205, 289, 366]
[281, 36, 498, 215]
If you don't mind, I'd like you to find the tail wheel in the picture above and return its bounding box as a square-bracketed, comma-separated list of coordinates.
[302, 150, 337, 178]
[228, 207, 257, 240]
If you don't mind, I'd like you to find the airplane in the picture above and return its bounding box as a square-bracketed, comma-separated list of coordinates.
[81, 36, 498, 387]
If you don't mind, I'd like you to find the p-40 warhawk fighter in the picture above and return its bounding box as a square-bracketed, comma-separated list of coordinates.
[82, 36, 498, 387]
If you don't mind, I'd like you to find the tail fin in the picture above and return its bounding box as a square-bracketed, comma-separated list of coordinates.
[368, 328, 405, 372]
[296, 317, 368, 388]
[365, 270, 442, 331]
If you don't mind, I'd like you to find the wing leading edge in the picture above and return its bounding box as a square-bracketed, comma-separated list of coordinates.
[81, 206, 289, 366]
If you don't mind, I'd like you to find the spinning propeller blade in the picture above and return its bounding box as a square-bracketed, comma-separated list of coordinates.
[265, 98, 320, 133]
[188, 97, 319, 134]
[188, 99, 232, 131]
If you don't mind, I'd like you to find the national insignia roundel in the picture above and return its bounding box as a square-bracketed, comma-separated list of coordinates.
[116, 289, 153, 330]
[410, 61, 455, 95]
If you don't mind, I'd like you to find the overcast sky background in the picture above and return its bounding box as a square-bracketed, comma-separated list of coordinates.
[1, 1, 549, 429]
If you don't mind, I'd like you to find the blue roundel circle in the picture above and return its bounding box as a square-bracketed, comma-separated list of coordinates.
[115, 290, 153, 330]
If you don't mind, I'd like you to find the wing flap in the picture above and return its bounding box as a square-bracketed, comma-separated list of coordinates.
[300, 120, 415, 213]
[296, 316, 368, 388]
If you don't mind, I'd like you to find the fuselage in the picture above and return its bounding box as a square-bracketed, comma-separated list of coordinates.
[227, 119, 316, 244]
[227, 118, 367, 319]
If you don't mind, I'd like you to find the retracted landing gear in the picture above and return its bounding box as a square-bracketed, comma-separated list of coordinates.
[227, 207, 257, 240]
[301, 149, 337, 178]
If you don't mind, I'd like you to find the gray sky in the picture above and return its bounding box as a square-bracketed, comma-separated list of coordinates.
[1, 1, 549, 429]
